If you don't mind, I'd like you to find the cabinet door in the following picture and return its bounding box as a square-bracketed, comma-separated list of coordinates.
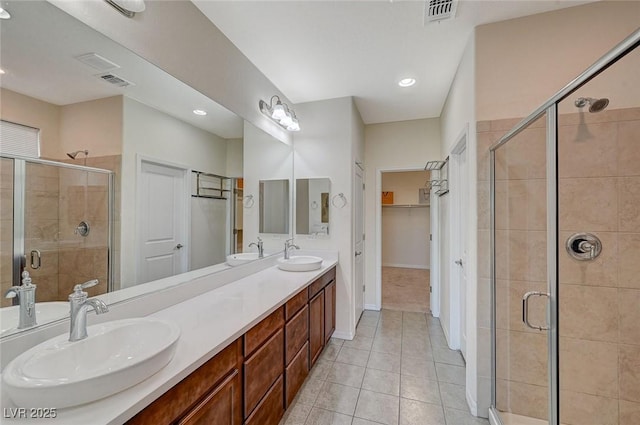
[244, 328, 284, 418]
[309, 290, 325, 368]
[285, 304, 309, 365]
[324, 280, 336, 343]
[176, 370, 242, 425]
[244, 376, 284, 425]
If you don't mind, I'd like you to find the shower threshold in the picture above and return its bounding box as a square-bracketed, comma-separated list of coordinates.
[490, 410, 565, 425]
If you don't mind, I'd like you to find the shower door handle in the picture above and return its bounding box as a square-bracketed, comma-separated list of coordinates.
[30, 250, 41, 270]
[522, 291, 549, 331]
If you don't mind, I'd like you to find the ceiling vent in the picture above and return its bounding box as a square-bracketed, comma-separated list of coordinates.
[424, 0, 458, 24]
[75, 53, 120, 72]
[97, 73, 134, 88]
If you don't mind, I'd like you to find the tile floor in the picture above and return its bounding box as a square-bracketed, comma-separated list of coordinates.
[280, 309, 489, 425]
[382, 268, 430, 313]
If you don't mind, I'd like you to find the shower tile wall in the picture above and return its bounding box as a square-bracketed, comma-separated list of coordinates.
[0, 159, 14, 307]
[477, 106, 640, 425]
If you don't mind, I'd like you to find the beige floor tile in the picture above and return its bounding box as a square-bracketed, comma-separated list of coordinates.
[352, 418, 386, 425]
[328, 338, 345, 347]
[401, 338, 432, 358]
[304, 407, 352, 425]
[327, 362, 366, 388]
[372, 336, 402, 355]
[356, 324, 377, 338]
[444, 407, 489, 424]
[297, 378, 326, 406]
[314, 382, 360, 416]
[400, 375, 441, 405]
[280, 402, 313, 425]
[319, 344, 342, 362]
[439, 382, 468, 411]
[435, 363, 466, 386]
[432, 346, 464, 367]
[343, 335, 374, 351]
[399, 398, 445, 425]
[362, 310, 381, 320]
[400, 355, 438, 380]
[336, 347, 370, 367]
[359, 316, 380, 328]
[310, 359, 334, 381]
[362, 368, 401, 396]
[354, 390, 400, 425]
[367, 351, 401, 373]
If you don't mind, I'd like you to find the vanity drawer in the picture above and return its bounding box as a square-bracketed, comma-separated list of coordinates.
[308, 267, 336, 299]
[244, 375, 284, 425]
[127, 339, 242, 425]
[285, 304, 309, 364]
[244, 328, 284, 418]
[285, 342, 309, 408]
[244, 307, 284, 357]
[175, 369, 242, 425]
[285, 289, 308, 321]
[321, 267, 336, 287]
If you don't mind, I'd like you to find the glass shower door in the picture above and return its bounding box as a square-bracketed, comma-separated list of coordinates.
[492, 111, 552, 424]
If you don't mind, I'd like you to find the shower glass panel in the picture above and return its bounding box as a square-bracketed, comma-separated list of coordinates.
[493, 113, 550, 424]
[556, 45, 640, 425]
[1, 157, 112, 307]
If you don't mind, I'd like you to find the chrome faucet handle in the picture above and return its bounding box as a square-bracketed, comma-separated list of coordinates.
[5, 287, 19, 299]
[73, 279, 99, 293]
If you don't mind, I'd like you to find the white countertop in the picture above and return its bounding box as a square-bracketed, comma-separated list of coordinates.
[0, 256, 338, 424]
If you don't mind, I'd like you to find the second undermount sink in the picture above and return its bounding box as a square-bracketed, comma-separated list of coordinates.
[3, 317, 181, 408]
[1, 302, 69, 337]
[226, 252, 260, 266]
[277, 256, 323, 272]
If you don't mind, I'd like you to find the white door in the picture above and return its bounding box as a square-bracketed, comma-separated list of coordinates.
[354, 166, 365, 324]
[455, 146, 468, 358]
[138, 161, 188, 284]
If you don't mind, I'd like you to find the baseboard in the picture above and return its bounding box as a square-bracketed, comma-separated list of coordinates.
[466, 386, 478, 417]
[382, 263, 429, 270]
[332, 330, 354, 340]
[364, 304, 380, 311]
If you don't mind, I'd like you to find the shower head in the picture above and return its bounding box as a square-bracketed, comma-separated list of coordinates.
[574, 97, 609, 113]
[66, 150, 89, 159]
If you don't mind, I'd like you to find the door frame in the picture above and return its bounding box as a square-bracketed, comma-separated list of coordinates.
[448, 125, 469, 352]
[135, 155, 191, 284]
[374, 165, 439, 314]
[353, 162, 365, 328]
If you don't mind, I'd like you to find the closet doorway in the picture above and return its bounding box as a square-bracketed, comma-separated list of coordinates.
[381, 170, 431, 312]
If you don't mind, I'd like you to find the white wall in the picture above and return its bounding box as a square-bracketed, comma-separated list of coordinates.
[293, 97, 364, 339]
[439, 32, 479, 415]
[381, 171, 430, 269]
[226, 138, 243, 178]
[120, 97, 228, 287]
[243, 121, 293, 254]
[363, 119, 441, 310]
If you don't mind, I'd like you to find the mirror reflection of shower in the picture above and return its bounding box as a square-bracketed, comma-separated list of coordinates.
[66, 149, 91, 237]
[574, 96, 609, 113]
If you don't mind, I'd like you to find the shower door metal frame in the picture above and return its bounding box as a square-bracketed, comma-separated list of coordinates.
[2, 153, 115, 292]
[489, 27, 640, 425]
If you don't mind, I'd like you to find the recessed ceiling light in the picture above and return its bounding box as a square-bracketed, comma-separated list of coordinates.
[0, 69, 5, 75]
[193, 109, 207, 116]
[0, 7, 11, 19]
[398, 78, 416, 87]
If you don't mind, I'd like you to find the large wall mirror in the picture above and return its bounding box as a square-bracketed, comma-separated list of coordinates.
[0, 1, 293, 338]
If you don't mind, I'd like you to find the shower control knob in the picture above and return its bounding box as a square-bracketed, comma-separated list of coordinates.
[566, 233, 602, 261]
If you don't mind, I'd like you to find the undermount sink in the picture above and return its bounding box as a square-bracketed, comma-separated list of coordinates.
[227, 252, 260, 266]
[3, 317, 181, 408]
[277, 256, 323, 272]
[1, 302, 69, 337]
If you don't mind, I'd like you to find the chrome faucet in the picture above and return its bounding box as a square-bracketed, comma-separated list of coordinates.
[248, 237, 264, 258]
[4, 271, 37, 329]
[284, 238, 300, 260]
[68, 280, 109, 342]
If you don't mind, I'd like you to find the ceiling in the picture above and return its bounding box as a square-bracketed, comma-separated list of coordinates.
[193, 0, 596, 125]
[0, 1, 243, 139]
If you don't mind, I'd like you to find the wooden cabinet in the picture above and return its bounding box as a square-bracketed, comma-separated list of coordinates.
[285, 289, 308, 321]
[126, 339, 243, 425]
[176, 370, 242, 425]
[285, 305, 309, 364]
[244, 376, 284, 425]
[309, 290, 325, 368]
[244, 307, 284, 357]
[285, 342, 309, 408]
[324, 279, 336, 343]
[244, 328, 284, 418]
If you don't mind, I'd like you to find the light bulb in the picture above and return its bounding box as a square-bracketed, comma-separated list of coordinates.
[280, 113, 293, 127]
[287, 119, 300, 132]
[398, 78, 416, 87]
[271, 102, 286, 120]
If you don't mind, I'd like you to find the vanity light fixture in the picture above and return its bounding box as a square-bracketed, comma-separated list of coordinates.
[259, 95, 300, 132]
[0, 7, 11, 19]
[398, 78, 416, 87]
[0, 69, 5, 75]
[104, 0, 145, 18]
[193, 109, 207, 116]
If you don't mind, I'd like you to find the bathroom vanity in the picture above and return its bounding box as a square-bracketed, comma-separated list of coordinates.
[0, 256, 337, 425]
[129, 266, 336, 425]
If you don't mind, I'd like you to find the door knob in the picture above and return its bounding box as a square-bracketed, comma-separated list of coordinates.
[355, 251, 362, 256]
[176, 244, 184, 250]
[455, 259, 463, 266]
